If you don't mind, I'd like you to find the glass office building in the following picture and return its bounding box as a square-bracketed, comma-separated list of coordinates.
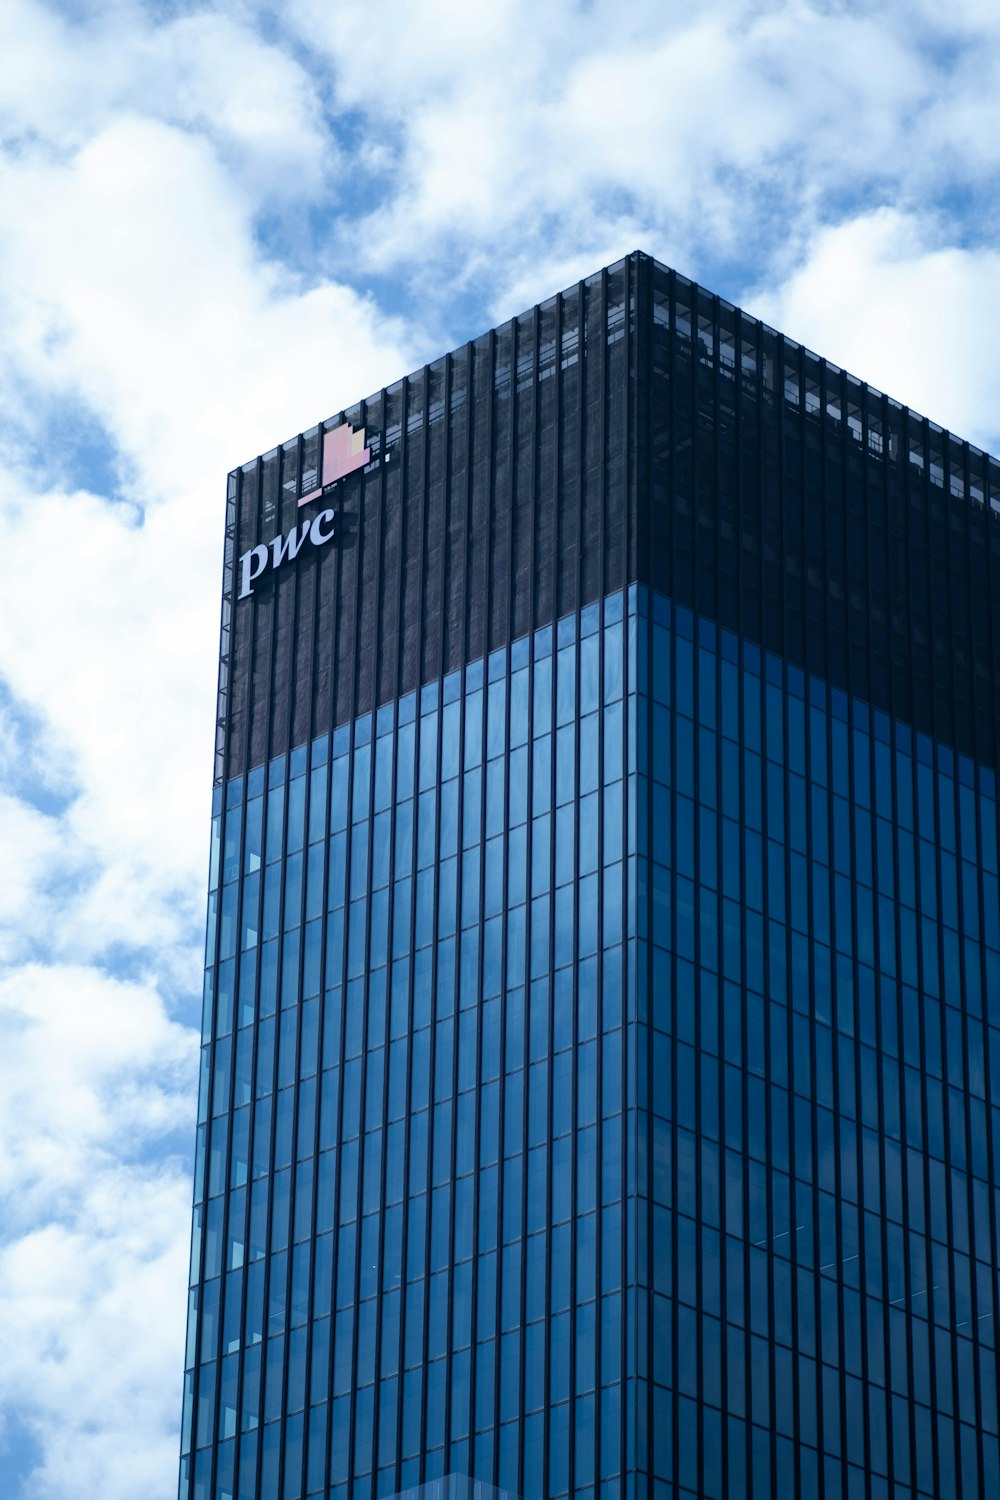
[181, 253, 1000, 1499]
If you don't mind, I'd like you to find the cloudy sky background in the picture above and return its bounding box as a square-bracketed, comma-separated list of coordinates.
[2, 1, 1000, 1494]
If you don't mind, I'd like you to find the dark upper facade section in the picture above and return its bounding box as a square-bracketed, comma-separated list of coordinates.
[216, 257, 633, 784]
[216, 252, 1000, 783]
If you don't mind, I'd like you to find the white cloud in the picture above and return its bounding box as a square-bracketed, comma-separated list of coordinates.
[0, 0, 331, 198]
[746, 208, 1000, 455]
[0, 797, 64, 960]
[0, 963, 195, 1224]
[0, 963, 195, 1499]
[284, 0, 1000, 317]
[0, 1171, 193, 1500]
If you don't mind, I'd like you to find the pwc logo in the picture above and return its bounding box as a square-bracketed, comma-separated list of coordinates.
[237, 422, 372, 600]
[299, 422, 370, 505]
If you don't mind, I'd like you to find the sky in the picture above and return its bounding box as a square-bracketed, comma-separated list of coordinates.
[1, 1, 1000, 1495]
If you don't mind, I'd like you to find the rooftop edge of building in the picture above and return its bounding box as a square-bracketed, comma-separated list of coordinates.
[216, 249, 1000, 783]
[229, 248, 1000, 510]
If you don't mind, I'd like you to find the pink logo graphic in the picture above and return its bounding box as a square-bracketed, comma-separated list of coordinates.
[299, 422, 371, 506]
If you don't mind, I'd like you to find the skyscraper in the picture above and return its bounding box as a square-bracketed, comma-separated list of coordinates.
[181, 252, 1000, 1500]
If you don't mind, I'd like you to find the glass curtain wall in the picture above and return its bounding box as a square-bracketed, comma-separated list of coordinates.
[182, 590, 634, 1500]
[185, 568, 1000, 1500]
[634, 586, 1000, 1500]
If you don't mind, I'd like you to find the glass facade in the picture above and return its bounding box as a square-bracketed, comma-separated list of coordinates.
[182, 253, 1000, 1499]
[186, 593, 632, 1500]
[634, 589, 1000, 1498]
